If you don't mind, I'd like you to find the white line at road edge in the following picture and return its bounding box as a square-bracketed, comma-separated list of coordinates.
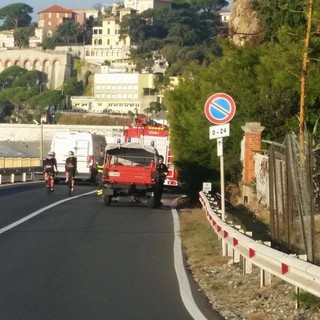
[172, 209, 208, 320]
[0, 190, 96, 235]
[1, 196, 207, 320]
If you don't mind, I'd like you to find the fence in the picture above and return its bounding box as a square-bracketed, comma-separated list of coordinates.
[199, 191, 320, 299]
[0, 157, 43, 184]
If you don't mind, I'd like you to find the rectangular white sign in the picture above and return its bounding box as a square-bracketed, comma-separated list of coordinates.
[209, 123, 230, 140]
[202, 182, 212, 192]
[217, 138, 223, 157]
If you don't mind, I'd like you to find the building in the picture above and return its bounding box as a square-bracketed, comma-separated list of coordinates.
[220, 0, 232, 24]
[74, 8, 99, 27]
[85, 9, 133, 64]
[124, 0, 171, 12]
[0, 30, 15, 48]
[71, 68, 156, 114]
[37, 5, 76, 38]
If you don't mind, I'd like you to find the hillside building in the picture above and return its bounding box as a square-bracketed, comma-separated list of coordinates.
[124, 0, 171, 12]
[71, 68, 155, 114]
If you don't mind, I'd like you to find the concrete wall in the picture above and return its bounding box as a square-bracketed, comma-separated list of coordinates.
[0, 124, 125, 158]
[0, 124, 125, 141]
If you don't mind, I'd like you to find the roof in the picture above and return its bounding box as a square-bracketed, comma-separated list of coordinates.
[37, 5, 74, 14]
[74, 8, 99, 13]
[106, 143, 158, 155]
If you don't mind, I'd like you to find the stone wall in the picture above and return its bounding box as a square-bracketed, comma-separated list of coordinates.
[0, 48, 73, 90]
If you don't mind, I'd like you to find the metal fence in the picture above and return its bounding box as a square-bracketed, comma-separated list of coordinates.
[268, 133, 319, 264]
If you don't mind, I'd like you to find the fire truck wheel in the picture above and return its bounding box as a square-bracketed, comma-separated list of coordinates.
[148, 196, 156, 208]
[103, 195, 112, 206]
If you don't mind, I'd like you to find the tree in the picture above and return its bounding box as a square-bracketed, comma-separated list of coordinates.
[0, 3, 32, 29]
[14, 25, 35, 47]
[56, 20, 81, 44]
[0, 66, 27, 88]
[62, 77, 84, 96]
[187, 0, 229, 19]
[251, 0, 306, 43]
[12, 70, 46, 90]
[42, 37, 57, 50]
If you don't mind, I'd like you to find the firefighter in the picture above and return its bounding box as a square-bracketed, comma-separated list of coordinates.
[156, 155, 168, 206]
[96, 149, 105, 197]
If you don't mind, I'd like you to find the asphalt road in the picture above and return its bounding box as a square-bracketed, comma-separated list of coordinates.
[0, 183, 224, 320]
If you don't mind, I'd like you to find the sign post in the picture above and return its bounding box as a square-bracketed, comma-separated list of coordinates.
[204, 93, 236, 222]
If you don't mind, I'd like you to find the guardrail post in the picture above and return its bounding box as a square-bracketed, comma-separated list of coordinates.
[260, 269, 272, 287]
[227, 242, 233, 257]
[243, 257, 252, 274]
[222, 239, 227, 256]
[10, 173, 14, 183]
[234, 250, 241, 263]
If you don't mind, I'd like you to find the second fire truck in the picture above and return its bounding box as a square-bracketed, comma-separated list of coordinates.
[123, 115, 179, 188]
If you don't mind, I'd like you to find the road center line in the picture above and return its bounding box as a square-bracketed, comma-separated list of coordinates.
[0, 190, 96, 235]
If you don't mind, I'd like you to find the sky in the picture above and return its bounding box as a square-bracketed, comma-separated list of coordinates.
[1, 0, 233, 22]
[0, 1, 107, 21]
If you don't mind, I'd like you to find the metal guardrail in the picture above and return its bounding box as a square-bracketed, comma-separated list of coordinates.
[199, 191, 320, 299]
[0, 157, 43, 184]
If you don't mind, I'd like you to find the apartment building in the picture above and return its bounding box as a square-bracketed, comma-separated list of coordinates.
[124, 0, 171, 12]
[37, 5, 76, 38]
[71, 67, 156, 114]
[74, 8, 99, 27]
[85, 8, 134, 64]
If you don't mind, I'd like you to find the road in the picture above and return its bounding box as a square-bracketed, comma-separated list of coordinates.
[0, 183, 223, 320]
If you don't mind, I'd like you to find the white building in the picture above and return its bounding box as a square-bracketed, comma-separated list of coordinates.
[0, 30, 15, 48]
[85, 9, 133, 64]
[124, 0, 171, 13]
[71, 70, 156, 114]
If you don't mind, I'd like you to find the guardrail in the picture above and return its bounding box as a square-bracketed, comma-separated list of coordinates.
[199, 191, 320, 299]
[0, 157, 43, 184]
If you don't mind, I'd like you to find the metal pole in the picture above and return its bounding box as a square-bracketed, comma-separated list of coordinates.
[40, 122, 43, 160]
[220, 154, 225, 221]
[218, 138, 226, 221]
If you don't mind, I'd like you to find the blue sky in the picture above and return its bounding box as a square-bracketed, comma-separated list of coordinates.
[1, 0, 232, 22]
[0, 1, 106, 21]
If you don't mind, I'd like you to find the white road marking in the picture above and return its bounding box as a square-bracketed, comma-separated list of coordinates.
[0, 195, 208, 320]
[0, 190, 96, 235]
[172, 209, 208, 320]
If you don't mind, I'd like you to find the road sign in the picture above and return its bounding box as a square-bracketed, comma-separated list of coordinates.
[209, 123, 230, 140]
[202, 182, 212, 192]
[204, 93, 236, 124]
[217, 138, 223, 157]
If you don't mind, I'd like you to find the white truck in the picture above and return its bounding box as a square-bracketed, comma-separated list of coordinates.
[50, 130, 106, 184]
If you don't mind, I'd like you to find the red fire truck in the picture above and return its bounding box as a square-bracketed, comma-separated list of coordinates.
[123, 115, 179, 188]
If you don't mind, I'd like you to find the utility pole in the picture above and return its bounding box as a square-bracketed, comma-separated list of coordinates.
[300, 0, 314, 148]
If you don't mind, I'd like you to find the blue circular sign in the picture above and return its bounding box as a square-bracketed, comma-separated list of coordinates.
[204, 93, 236, 124]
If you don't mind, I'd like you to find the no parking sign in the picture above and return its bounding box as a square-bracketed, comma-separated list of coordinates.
[204, 93, 236, 125]
[204, 92, 236, 223]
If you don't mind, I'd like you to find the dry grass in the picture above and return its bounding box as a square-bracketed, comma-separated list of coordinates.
[180, 208, 228, 268]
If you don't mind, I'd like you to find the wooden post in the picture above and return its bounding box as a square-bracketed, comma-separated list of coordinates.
[299, 0, 314, 148]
